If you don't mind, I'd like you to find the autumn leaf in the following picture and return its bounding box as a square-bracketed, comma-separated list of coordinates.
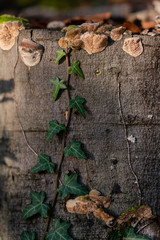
[68, 60, 84, 79]
[50, 77, 67, 101]
[0, 14, 28, 25]
[68, 96, 86, 118]
[58, 173, 89, 199]
[55, 50, 66, 63]
[30, 154, 55, 174]
[46, 218, 73, 240]
[22, 231, 36, 240]
[123, 227, 151, 240]
[46, 120, 66, 141]
[22, 191, 50, 220]
[64, 141, 87, 160]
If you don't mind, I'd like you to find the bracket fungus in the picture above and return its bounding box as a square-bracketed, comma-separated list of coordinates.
[66, 189, 113, 226]
[19, 38, 44, 67]
[122, 37, 143, 57]
[154, 15, 160, 34]
[0, 21, 25, 50]
[117, 205, 155, 226]
[58, 23, 109, 54]
[110, 26, 126, 41]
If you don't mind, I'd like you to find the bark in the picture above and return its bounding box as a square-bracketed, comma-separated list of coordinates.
[0, 29, 159, 240]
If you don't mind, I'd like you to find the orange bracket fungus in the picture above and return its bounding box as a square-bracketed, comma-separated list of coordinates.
[66, 189, 114, 226]
[110, 26, 126, 41]
[19, 38, 44, 67]
[58, 23, 108, 54]
[0, 21, 24, 50]
[122, 37, 143, 57]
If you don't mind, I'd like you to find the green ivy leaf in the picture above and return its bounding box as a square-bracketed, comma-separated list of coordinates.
[58, 173, 88, 199]
[55, 50, 66, 64]
[108, 231, 123, 240]
[22, 191, 50, 220]
[22, 231, 36, 240]
[123, 227, 151, 240]
[0, 14, 28, 25]
[64, 141, 87, 159]
[30, 154, 55, 174]
[46, 218, 73, 240]
[69, 60, 84, 79]
[46, 120, 66, 141]
[50, 77, 67, 101]
[68, 96, 86, 118]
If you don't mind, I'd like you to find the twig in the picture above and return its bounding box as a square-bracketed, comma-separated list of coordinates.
[42, 48, 72, 240]
[136, 221, 153, 234]
[116, 72, 142, 205]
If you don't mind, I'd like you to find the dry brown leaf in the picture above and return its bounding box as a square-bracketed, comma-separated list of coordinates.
[123, 20, 141, 33]
[141, 21, 155, 29]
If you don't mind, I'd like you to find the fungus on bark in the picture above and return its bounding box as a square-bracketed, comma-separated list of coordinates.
[117, 205, 155, 225]
[0, 21, 25, 50]
[110, 26, 126, 41]
[122, 37, 143, 57]
[80, 32, 108, 54]
[58, 23, 109, 54]
[66, 190, 113, 226]
[19, 38, 44, 67]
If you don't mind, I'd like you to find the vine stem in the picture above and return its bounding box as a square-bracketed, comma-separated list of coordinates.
[116, 72, 142, 206]
[42, 48, 71, 240]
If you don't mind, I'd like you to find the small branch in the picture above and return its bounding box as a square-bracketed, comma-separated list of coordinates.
[136, 221, 153, 234]
[42, 48, 72, 240]
[116, 72, 142, 205]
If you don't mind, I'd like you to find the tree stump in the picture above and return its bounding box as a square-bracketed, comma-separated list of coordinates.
[0, 29, 159, 239]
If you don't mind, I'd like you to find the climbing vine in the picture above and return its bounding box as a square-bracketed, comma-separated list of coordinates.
[0, 14, 158, 240]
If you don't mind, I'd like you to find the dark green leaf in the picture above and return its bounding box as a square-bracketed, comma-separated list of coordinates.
[58, 173, 88, 199]
[46, 120, 66, 141]
[64, 141, 87, 159]
[22, 231, 36, 240]
[69, 60, 84, 79]
[0, 14, 28, 25]
[22, 191, 50, 220]
[50, 77, 67, 101]
[55, 50, 66, 63]
[108, 231, 123, 240]
[30, 154, 55, 174]
[68, 96, 86, 118]
[123, 227, 151, 240]
[46, 218, 73, 240]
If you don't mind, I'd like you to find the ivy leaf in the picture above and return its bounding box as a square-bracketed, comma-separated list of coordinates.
[58, 173, 89, 199]
[0, 14, 28, 25]
[108, 231, 123, 240]
[123, 227, 151, 240]
[22, 191, 50, 220]
[22, 231, 36, 240]
[64, 141, 87, 160]
[68, 96, 86, 118]
[46, 218, 73, 240]
[69, 60, 84, 79]
[50, 77, 67, 101]
[55, 50, 66, 64]
[30, 154, 55, 174]
[46, 120, 66, 141]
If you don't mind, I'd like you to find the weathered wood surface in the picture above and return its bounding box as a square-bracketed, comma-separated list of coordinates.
[0, 29, 160, 240]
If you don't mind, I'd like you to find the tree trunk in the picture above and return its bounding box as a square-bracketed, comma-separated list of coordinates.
[0, 29, 159, 240]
